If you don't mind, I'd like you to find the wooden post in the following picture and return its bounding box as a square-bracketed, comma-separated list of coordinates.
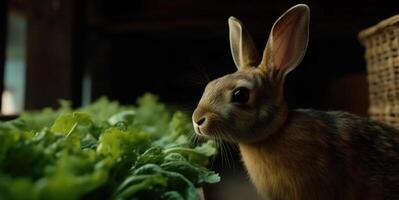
[0, 0, 8, 111]
[25, 0, 85, 110]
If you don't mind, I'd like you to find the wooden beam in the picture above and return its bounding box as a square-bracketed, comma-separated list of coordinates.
[25, 0, 85, 110]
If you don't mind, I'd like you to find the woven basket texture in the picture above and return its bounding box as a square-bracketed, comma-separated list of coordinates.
[359, 15, 399, 128]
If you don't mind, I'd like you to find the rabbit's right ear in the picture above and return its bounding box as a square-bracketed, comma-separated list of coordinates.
[229, 17, 260, 70]
[260, 4, 310, 79]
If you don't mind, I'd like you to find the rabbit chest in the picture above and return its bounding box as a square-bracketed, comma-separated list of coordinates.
[238, 113, 377, 200]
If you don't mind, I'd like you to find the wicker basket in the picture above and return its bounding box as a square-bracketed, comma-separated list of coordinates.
[358, 15, 399, 128]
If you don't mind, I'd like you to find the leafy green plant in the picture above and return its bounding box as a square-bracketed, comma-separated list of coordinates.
[0, 94, 219, 200]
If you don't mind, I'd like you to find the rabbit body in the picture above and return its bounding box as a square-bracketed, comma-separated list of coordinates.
[240, 109, 399, 200]
[192, 4, 399, 200]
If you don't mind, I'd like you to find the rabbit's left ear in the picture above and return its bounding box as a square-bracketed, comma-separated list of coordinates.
[229, 17, 260, 69]
[260, 4, 310, 78]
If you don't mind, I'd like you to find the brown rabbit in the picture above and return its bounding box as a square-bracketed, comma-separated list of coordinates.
[192, 4, 399, 200]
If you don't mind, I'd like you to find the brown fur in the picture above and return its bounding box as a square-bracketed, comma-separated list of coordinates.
[239, 110, 387, 200]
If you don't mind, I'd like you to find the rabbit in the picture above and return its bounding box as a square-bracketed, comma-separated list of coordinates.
[192, 4, 399, 200]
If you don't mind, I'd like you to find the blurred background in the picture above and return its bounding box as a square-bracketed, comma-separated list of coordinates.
[1, 0, 398, 199]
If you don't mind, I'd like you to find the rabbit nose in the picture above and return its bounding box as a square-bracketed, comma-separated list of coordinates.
[192, 107, 208, 127]
[196, 117, 206, 126]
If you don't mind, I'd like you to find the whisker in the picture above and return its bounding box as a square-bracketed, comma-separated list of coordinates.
[220, 139, 228, 169]
[215, 123, 238, 171]
[213, 133, 225, 168]
[209, 138, 220, 168]
[195, 135, 201, 145]
[189, 132, 197, 145]
[211, 138, 220, 168]
[222, 141, 233, 169]
[214, 126, 233, 169]
[175, 105, 195, 116]
[189, 132, 195, 141]
[185, 65, 211, 87]
[195, 65, 211, 83]
[225, 141, 237, 172]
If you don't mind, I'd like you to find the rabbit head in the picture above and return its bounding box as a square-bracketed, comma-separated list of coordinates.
[193, 4, 310, 143]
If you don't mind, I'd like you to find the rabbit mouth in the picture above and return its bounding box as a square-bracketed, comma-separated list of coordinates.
[194, 122, 233, 141]
[195, 126, 203, 135]
[193, 122, 214, 138]
[195, 125, 214, 139]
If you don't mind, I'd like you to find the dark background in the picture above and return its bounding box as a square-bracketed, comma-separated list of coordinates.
[2, 0, 399, 199]
[5, 0, 396, 112]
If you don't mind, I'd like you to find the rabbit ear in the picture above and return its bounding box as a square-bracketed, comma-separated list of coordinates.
[229, 16, 260, 69]
[260, 4, 309, 78]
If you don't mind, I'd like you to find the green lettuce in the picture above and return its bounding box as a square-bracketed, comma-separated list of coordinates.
[0, 94, 219, 200]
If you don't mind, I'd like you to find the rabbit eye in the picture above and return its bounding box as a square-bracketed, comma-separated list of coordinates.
[231, 87, 250, 104]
